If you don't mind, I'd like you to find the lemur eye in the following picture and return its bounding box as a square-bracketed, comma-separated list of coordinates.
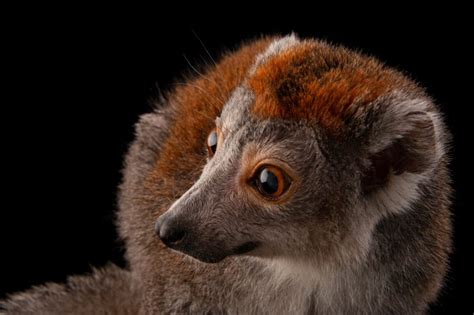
[253, 166, 291, 199]
[207, 129, 218, 157]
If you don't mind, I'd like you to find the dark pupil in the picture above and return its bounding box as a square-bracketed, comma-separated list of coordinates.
[208, 131, 218, 154]
[258, 168, 279, 194]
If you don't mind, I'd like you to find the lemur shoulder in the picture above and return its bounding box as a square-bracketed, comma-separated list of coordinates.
[1, 34, 452, 314]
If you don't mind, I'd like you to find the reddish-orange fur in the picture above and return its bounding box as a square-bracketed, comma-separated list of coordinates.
[149, 38, 274, 184]
[249, 41, 414, 132]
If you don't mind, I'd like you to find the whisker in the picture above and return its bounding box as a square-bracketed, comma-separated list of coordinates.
[182, 54, 227, 104]
[191, 30, 218, 67]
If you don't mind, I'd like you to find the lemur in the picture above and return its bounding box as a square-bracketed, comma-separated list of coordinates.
[1, 34, 452, 314]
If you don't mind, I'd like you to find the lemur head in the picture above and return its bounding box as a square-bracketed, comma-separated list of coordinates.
[120, 35, 449, 277]
[147, 35, 447, 266]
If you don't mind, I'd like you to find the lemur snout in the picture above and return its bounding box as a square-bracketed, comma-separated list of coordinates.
[155, 217, 186, 247]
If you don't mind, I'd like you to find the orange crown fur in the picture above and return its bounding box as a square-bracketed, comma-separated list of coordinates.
[249, 41, 415, 132]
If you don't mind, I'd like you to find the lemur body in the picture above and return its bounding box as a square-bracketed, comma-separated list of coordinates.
[1, 35, 452, 314]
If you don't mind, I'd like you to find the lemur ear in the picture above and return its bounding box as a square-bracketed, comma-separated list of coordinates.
[135, 112, 169, 150]
[360, 98, 440, 194]
[132, 110, 171, 167]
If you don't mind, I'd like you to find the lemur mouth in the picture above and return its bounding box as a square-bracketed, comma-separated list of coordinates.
[180, 242, 259, 264]
[232, 241, 259, 255]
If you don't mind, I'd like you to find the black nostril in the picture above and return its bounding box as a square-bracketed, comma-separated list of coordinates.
[162, 228, 185, 245]
[155, 219, 186, 247]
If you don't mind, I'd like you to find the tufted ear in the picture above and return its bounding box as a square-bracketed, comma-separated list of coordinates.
[360, 97, 442, 194]
[130, 107, 173, 170]
[135, 112, 170, 150]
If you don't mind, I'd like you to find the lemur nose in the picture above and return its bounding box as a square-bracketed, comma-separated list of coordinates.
[155, 218, 186, 247]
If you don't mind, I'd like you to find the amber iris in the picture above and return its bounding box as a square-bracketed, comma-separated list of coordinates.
[253, 165, 290, 199]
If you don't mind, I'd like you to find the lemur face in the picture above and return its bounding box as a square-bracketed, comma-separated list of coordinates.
[151, 35, 444, 265]
[155, 90, 338, 263]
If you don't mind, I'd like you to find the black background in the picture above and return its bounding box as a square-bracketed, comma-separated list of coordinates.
[2, 11, 472, 314]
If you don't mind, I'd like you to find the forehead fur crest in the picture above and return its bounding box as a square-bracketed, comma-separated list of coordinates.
[248, 38, 412, 132]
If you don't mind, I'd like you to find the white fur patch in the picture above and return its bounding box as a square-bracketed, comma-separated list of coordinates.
[426, 111, 447, 163]
[249, 34, 300, 74]
[219, 86, 255, 133]
[367, 172, 428, 216]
